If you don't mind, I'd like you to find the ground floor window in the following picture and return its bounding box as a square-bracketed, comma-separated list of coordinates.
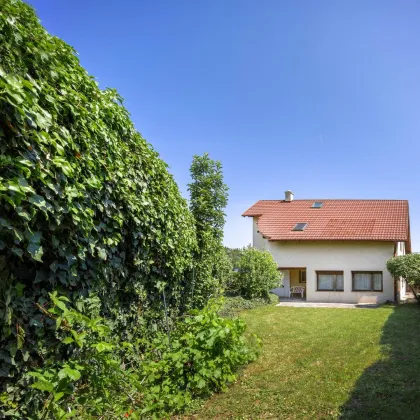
[316, 271, 344, 291]
[352, 272, 383, 291]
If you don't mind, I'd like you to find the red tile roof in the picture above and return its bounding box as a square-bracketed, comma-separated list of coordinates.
[242, 200, 411, 251]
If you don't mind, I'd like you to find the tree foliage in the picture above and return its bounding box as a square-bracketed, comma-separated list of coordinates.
[387, 254, 420, 303]
[188, 154, 230, 307]
[225, 247, 243, 270]
[188, 153, 228, 247]
[232, 247, 282, 300]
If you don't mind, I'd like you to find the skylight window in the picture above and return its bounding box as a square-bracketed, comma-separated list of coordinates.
[292, 223, 307, 231]
[311, 201, 323, 208]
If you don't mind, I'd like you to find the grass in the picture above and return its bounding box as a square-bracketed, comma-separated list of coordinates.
[179, 303, 420, 419]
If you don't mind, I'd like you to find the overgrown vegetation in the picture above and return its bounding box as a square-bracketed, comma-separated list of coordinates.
[0, 1, 257, 417]
[387, 254, 420, 303]
[188, 154, 231, 308]
[2, 292, 260, 418]
[218, 295, 278, 319]
[228, 247, 282, 300]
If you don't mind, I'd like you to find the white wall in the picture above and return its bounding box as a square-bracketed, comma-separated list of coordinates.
[253, 217, 267, 250]
[252, 224, 396, 303]
[396, 241, 407, 299]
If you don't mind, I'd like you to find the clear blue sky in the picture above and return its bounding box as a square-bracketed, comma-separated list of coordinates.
[29, 0, 420, 250]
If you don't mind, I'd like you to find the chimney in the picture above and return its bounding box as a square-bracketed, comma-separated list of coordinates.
[285, 190, 294, 202]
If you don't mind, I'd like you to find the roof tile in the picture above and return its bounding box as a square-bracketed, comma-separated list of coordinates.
[242, 200, 410, 245]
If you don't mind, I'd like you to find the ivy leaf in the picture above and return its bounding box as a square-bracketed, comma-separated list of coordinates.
[16, 207, 31, 221]
[15, 282, 25, 297]
[27, 243, 43, 262]
[29, 231, 42, 244]
[11, 247, 23, 258]
[28, 194, 51, 212]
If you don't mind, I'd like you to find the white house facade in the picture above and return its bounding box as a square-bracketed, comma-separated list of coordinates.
[243, 192, 410, 304]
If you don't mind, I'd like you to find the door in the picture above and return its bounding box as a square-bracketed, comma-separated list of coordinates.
[271, 270, 290, 297]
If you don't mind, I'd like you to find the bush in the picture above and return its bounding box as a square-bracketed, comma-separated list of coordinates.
[140, 298, 260, 417]
[232, 247, 282, 300]
[0, 0, 197, 405]
[387, 254, 420, 303]
[4, 294, 259, 418]
[218, 295, 279, 318]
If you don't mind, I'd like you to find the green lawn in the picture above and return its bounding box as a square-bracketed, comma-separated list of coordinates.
[181, 304, 420, 419]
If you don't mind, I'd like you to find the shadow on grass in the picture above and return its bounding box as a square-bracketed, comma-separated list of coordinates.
[340, 304, 420, 419]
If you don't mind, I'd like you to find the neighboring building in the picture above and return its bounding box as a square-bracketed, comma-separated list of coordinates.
[242, 191, 411, 303]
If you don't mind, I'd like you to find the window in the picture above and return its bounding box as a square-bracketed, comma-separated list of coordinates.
[352, 272, 383, 291]
[311, 201, 323, 208]
[317, 271, 344, 291]
[292, 222, 307, 231]
[299, 270, 306, 283]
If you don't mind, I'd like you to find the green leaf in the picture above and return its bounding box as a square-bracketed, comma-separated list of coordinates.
[55, 316, 62, 329]
[11, 247, 23, 258]
[53, 391, 65, 402]
[197, 378, 206, 389]
[15, 282, 25, 297]
[30, 380, 54, 393]
[17, 326, 25, 349]
[94, 342, 114, 353]
[58, 367, 81, 381]
[29, 231, 42, 244]
[16, 207, 31, 220]
[54, 300, 67, 311]
[27, 243, 43, 262]
[28, 194, 51, 212]
[62, 337, 74, 344]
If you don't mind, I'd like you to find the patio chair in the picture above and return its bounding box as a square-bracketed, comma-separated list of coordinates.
[289, 286, 305, 298]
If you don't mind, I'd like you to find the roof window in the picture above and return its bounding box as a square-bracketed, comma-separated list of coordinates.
[311, 202, 323, 208]
[292, 223, 308, 231]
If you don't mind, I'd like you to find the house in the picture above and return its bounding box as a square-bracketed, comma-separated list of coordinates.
[242, 191, 410, 304]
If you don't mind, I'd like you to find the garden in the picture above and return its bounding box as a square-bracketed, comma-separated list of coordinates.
[0, 1, 281, 418]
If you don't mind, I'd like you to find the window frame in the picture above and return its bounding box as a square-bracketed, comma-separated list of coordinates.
[292, 222, 308, 231]
[299, 270, 306, 283]
[316, 271, 344, 292]
[352, 271, 383, 292]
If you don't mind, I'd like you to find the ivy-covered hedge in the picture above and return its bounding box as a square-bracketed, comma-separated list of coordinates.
[0, 0, 197, 402]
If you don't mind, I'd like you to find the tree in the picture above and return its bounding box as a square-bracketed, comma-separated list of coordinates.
[387, 254, 420, 303]
[233, 247, 281, 300]
[188, 153, 228, 246]
[225, 247, 244, 270]
[188, 154, 229, 307]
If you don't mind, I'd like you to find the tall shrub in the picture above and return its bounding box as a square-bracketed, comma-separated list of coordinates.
[387, 254, 420, 303]
[0, 0, 196, 400]
[188, 154, 230, 307]
[233, 247, 281, 300]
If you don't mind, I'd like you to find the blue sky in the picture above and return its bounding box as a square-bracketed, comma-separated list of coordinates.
[29, 0, 420, 250]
